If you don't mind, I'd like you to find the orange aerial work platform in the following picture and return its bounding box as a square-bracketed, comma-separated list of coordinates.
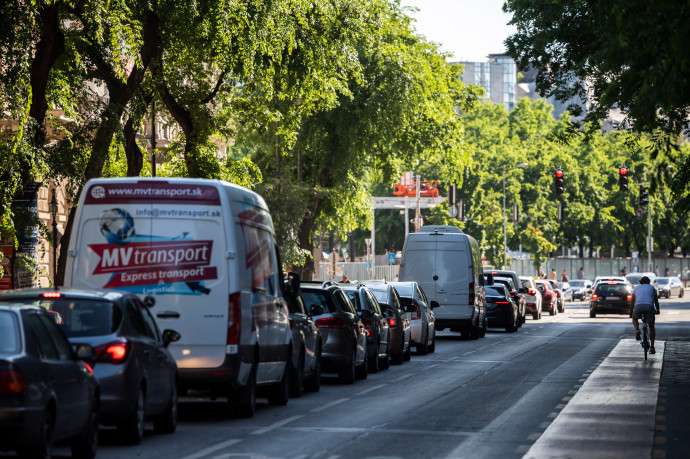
[393, 179, 440, 198]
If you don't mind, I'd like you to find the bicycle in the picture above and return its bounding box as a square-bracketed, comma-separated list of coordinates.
[640, 312, 650, 360]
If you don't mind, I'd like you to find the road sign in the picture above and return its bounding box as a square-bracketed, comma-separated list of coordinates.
[449, 205, 458, 218]
[635, 207, 644, 218]
[632, 251, 639, 259]
[388, 253, 396, 264]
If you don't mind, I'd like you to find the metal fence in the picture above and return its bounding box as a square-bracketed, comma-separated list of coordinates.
[315, 257, 690, 285]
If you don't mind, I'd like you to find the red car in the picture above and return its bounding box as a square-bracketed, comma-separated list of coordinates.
[535, 280, 559, 316]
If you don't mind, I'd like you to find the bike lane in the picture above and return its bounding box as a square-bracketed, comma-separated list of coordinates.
[524, 339, 663, 459]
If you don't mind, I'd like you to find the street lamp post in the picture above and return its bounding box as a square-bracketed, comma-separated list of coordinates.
[503, 163, 528, 269]
[49, 188, 59, 286]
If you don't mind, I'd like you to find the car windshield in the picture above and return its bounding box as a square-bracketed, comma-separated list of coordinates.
[392, 284, 412, 297]
[345, 292, 363, 311]
[657, 278, 670, 284]
[301, 291, 334, 314]
[596, 284, 628, 294]
[569, 281, 586, 287]
[42, 298, 121, 337]
[485, 286, 506, 297]
[0, 311, 20, 354]
[369, 289, 389, 305]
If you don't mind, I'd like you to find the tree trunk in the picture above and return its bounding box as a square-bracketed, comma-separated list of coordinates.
[55, 206, 76, 286]
[124, 117, 144, 176]
[294, 196, 321, 281]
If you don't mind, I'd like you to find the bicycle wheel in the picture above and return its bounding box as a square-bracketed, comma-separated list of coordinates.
[642, 321, 649, 361]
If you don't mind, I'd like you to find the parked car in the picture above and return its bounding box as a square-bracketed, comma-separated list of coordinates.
[340, 283, 391, 372]
[589, 281, 633, 318]
[284, 274, 322, 395]
[535, 280, 558, 316]
[391, 281, 438, 354]
[361, 282, 412, 364]
[626, 272, 657, 285]
[485, 270, 526, 326]
[486, 274, 525, 327]
[65, 177, 295, 419]
[484, 284, 519, 333]
[398, 225, 486, 339]
[0, 302, 100, 458]
[656, 276, 685, 299]
[519, 276, 543, 320]
[558, 282, 573, 303]
[300, 282, 368, 384]
[1, 288, 181, 445]
[568, 280, 593, 301]
[547, 279, 565, 313]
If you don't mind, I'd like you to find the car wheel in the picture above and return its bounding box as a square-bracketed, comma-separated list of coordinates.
[153, 383, 178, 434]
[428, 329, 436, 353]
[72, 396, 99, 458]
[391, 335, 404, 365]
[680, 289, 685, 298]
[532, 311, 539, 320]
[231, 363, 256, 418]
[119, 385, 145, 445]
[418, 329, 429, 355]
[289, 351, 304, 398]
[379, 342, 391, 369]
[267, 358, 291, 405]
[339, 347, 357, 384]
[20, 408, 54, 458]
[549, 304, 556, 315]
[355, 354, 368, 380]
[590, 310, 596, 318]
[304, 346, 322, 392]
[403, 338, 412, 361]
[505, 315, 516, 333]
[368, 342, 380, 373]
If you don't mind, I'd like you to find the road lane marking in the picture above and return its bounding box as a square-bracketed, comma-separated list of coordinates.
[180, 439, 242, 459]
[394, 373, 414, 382]
[251, 415, 304, 435]
[354, 384, 387, 396]
[311, 398, 350, 412]
[285, 426, 473, 437]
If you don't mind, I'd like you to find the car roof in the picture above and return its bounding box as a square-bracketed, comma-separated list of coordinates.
[0, 287, 126, 302]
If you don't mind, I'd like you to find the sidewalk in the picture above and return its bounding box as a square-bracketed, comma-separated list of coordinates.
[654, 341, 690, 459]
[525, 339, 663, 459]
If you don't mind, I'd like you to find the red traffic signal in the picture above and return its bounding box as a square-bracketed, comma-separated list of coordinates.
[554, 169, 564, 194]
[619, 167, 629, 191]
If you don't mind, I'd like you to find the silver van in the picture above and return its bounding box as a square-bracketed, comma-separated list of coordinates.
[65, 177, 295, 417]
[398, 226, 486, 339]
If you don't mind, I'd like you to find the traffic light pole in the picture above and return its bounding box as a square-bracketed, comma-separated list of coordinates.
[503, 175, 507, 269]
[648, 197, 652, 271]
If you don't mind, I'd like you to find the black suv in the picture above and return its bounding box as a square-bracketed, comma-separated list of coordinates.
[589, 281, 633, 318]
[300, 282, 368, 384]
[484, 270, 526, 326]
[360, 282, 411, 365]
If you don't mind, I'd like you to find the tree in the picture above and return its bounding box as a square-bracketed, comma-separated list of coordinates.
[503, 0, 690, 212]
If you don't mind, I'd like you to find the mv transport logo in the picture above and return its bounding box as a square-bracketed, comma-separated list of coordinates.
[90, 185, 106, 199]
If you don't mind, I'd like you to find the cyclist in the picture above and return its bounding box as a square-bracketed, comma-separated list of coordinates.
[631, 275, 661, 353]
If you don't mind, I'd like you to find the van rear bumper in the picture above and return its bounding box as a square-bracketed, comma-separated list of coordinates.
[178, 346, 253, 392]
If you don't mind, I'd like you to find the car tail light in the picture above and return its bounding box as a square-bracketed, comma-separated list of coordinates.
[315, 317, 347, 329]
[528, 289, 537, 295]
[0, 367, 25, 394]
[495, 301, 510, 305]
[627, 294, 632, 301]
[607, 282, 617, 285]
[469, 282, 475, 305]
[591, 294, 598, 300]
[388, 317, 397, 327]
[411, 301, 421, 320]
[361, 318, 372, 336]
[556, 292, 561, 297]
[42, 291, 62, 298]
[94, 340, 130, 364]
[227, 292, 241, 345]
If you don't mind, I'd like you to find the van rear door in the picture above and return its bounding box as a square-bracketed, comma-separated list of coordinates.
[434, 238, 470, 308]
[399, 238, 437, 299]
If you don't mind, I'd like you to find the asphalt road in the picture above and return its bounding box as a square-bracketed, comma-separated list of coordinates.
[39, 294, 690, 459]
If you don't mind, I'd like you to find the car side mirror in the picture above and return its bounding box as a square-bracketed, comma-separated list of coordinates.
[430, 300, 440, 309]
[74, 343, 95, 361]
[310, 304, 324, 317]
[143, 295, 156, 308]
[162, 329, 181, 347]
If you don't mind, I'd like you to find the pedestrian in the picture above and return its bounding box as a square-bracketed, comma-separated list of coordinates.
[578, 267, 585, 280]
[539, 270, 546, 279]
[654, 265, 660, 276]
[561, 269, 569, 282]
[549, 269, 557, 281]
[620, 266, 627, 276]
[665, 267, 670, 277]
[341, 274, 350, 283]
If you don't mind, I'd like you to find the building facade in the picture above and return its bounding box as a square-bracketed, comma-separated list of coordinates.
[456, 54, 517, 112]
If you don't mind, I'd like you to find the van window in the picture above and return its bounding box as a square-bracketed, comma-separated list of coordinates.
[436, 241, 468, 283]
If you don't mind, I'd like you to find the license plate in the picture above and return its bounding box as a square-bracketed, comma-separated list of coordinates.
[606, 296, 619, 301]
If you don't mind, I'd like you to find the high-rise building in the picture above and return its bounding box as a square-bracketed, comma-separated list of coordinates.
[455, 54, 517, 111]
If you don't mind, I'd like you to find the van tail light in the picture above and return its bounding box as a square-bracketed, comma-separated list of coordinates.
[388, 317, 397, 327]
[528, 289, 537, 296]
[0, 366, 25, 394]
[227, 292, 242, 346]
[469, 281, 475, 305]
[315, 317, 347, 329]
[556, 292, 561, 297]
[627, 294, 632, 301]
[411, 301, 421, 320]
[94, 340, 130, 364]
[361, 318, 372, 336]
[591, 294, 598, 300]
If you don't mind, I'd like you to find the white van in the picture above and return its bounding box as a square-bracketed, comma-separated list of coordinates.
[398, 225, 486, 338]
[65, 177, 294, 417]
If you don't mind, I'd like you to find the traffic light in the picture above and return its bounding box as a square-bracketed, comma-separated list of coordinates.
[618, 167, 628, 192]
[554, 169, 564, 195]
[639, 184, 649, 206]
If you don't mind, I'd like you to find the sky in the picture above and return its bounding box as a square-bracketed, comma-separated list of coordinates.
[399, 0, 517, 62]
